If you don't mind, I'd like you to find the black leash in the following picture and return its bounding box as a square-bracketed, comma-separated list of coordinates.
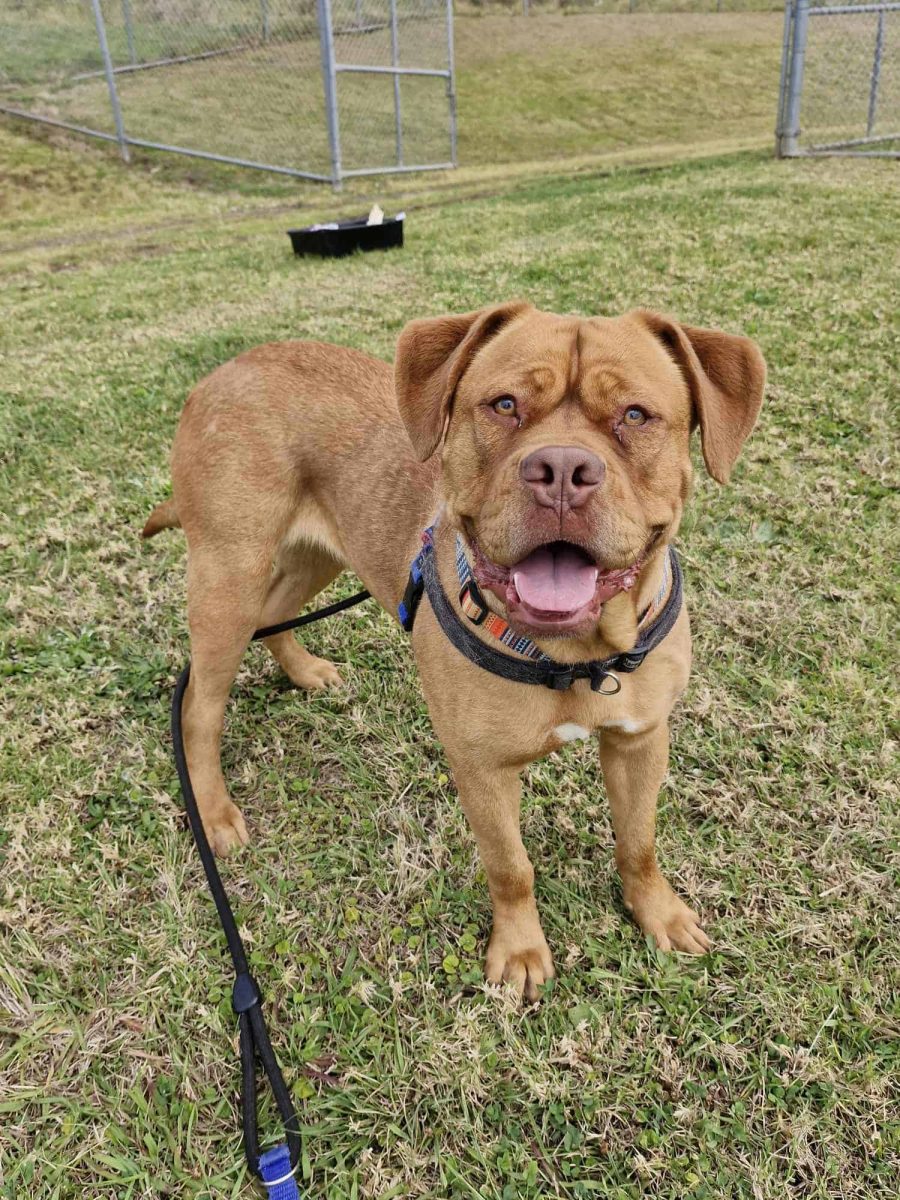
[251, 591, 371, 642]
[171, 589, 370, 1191]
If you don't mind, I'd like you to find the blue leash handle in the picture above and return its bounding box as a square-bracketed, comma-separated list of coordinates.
[259, 1144, 301, 1198]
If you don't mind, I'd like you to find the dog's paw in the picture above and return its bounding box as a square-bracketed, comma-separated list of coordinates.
[288, 654, 344, 691]
[202, 801, 250, 856]
[485, 917, 555, 1002]
[624, 875, 711, 955]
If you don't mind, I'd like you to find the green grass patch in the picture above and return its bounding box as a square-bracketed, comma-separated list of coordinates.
[0, 125, 898, 1198]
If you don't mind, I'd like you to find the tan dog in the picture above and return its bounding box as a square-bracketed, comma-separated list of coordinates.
[144, 304, 764, 1000]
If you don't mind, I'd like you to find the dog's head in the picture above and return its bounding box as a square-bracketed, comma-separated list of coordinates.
[395, 303, 765, 640]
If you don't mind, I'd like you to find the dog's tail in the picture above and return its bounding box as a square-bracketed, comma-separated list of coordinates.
[141, 497, 180, 539]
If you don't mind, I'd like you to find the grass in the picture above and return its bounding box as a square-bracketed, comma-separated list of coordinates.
[1, 119, 899, 1199]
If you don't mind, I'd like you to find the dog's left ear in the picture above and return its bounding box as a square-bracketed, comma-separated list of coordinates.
[638, 311, 766, 484]
[395, 301, 531, 461]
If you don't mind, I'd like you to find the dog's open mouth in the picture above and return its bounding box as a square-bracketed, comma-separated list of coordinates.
[472, 539, 644, 635]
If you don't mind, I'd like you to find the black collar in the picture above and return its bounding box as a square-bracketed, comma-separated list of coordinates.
[399, 539, 683, 694]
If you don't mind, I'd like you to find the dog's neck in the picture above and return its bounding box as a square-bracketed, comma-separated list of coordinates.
[431, 521, 672, 667]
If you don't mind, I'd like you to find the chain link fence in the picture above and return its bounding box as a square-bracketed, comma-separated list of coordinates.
[776, 0, 900, 155]
[0, 0, 455, 183]
[9, 2, 891, 178]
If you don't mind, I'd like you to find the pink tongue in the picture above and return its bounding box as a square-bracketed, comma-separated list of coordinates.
[513, 545, 599, 613]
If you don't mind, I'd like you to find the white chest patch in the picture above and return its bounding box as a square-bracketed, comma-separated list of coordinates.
[602, 718, 646, 735]
[553, 723, 592, 743]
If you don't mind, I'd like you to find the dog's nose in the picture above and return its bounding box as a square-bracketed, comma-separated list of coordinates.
[520, 445, 605, 512]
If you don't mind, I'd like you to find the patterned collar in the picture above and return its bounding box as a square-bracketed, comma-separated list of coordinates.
[454, 535, 672, 662]
[398, 530, 684, 693]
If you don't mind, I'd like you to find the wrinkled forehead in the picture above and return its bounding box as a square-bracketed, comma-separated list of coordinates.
[464, 310, 690, 412]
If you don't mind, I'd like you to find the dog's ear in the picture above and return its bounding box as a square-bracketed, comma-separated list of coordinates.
[395, 302, 531, 461]
[638, 311, 766, 484]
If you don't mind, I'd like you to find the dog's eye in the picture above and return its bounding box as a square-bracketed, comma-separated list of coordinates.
[492, 396, 517, 417]
[623, 406, 648, 426]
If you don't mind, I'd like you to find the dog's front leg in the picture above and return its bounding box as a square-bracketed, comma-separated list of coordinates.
[599, 722, 711, 954]
[449, 759, 554, 1001]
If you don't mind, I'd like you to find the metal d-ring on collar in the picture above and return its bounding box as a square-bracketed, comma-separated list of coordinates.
[399, 534, 683, 693]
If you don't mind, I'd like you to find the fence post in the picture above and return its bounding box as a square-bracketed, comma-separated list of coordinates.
[317, 0, 342, 189]
[775, 0, 794, 152]
[260, 0, 270, 42]
[777, 0, 809, 157]
[389, 0, 403, 166]
[866, 10, 886, 137]
[121, 0, 137, 65]
[91, 0, 130, 163]
[445, 0, 457, 166]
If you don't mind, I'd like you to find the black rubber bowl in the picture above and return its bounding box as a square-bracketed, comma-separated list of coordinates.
[287, 215, 403, 259]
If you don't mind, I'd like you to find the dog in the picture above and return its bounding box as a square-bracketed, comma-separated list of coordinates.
[143, 303, 765, 1000]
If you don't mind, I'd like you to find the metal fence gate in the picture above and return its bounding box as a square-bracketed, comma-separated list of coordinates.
[0, 0, 456, 185]
[776, 0, 900, 156]
[323, 0, 455, 180]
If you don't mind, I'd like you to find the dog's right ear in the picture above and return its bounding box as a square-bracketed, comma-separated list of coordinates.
[395, 302, 531, 461]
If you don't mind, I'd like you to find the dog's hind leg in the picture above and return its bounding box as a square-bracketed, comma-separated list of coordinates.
[182, 546, 272, 855]
[258, 543, 346, 690]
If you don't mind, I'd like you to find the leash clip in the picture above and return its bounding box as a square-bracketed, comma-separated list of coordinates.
[399, 552, 427, 631]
